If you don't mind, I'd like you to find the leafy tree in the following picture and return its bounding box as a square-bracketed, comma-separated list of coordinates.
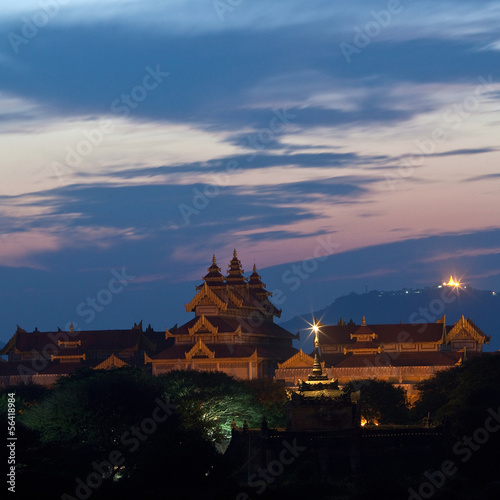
[22, 367, 163, 448]
[243, 377, 287, 428]
[157, 370, 276, 439]
[411, 365, 463, 424]
[343, 378, 409, 424]
[412, 354, 500, 434]
[0, 383, 49, 418]
[15, 367, 224, 499]
[408, 354, 500, 497]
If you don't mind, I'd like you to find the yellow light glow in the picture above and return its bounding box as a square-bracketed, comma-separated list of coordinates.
[304, 318, 324, 349]
[361, 417, 367, 427]
[443, 276, 462, 288]
[304, 318, 322, 337]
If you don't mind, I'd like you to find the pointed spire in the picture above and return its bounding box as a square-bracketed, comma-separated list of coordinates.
[202, 254, 225, 287]
[362, 316, 366, 326]
[226, 249, 247, 285]
[248, 263, 264, 286]
[248, 263, 272, 298]
[308, 349, 328, 381]
[312, 351, 322, 376]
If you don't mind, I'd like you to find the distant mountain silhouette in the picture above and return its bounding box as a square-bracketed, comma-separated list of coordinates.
[280, 284, 499, 352]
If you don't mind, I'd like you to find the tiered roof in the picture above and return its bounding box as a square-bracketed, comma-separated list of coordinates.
[226, 249, 247, 286]
[199, 254, 225, 288]
[248, 263, 272, 298]
[187, 250, 281, 319]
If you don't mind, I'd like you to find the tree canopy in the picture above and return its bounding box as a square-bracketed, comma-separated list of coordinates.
[412, 353, 500, 434]
[343, 378, 409, 425]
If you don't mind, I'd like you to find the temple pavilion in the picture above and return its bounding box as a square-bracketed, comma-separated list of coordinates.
[147, 250, 298, 379]
[275, 315, 490, 400]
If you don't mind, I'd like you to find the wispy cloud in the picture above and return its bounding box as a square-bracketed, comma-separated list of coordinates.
[420, 246, 500, 263]
[0, 0, 499, 340]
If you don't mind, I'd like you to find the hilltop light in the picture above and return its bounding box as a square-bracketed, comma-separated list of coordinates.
[443, 276, 462, 288]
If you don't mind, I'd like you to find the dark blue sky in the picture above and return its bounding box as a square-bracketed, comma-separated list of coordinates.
[0, 1, 499, 343]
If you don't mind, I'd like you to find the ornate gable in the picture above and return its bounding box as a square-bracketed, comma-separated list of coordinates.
[0, 332, 19, 356]
[446, 316, 490, 346]
[185, 339, 215, 359]
[93, 353, 129, 370]
[278, 349, 318, 369]
[350, 316, 377, 342]
[188, 314, 219, 336]
[184, 282, 228, 313]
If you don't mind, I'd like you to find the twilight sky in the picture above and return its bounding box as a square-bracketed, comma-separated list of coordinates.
[1, 0, 499, 343]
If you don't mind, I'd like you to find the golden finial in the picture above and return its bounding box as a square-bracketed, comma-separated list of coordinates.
[362, 316, 366, 326]
[212, 254, 216, 265]
[70, 322, 74, 332]
[233, 248, 237, 258]
[253, 263, 257, 272]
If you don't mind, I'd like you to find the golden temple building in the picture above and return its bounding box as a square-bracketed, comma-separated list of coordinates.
[275, 315, 490, 400]
[147, 250, 298, 379]
[0, 322, 159, 387]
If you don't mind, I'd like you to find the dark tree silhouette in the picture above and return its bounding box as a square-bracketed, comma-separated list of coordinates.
[344, 378, 409, 424]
